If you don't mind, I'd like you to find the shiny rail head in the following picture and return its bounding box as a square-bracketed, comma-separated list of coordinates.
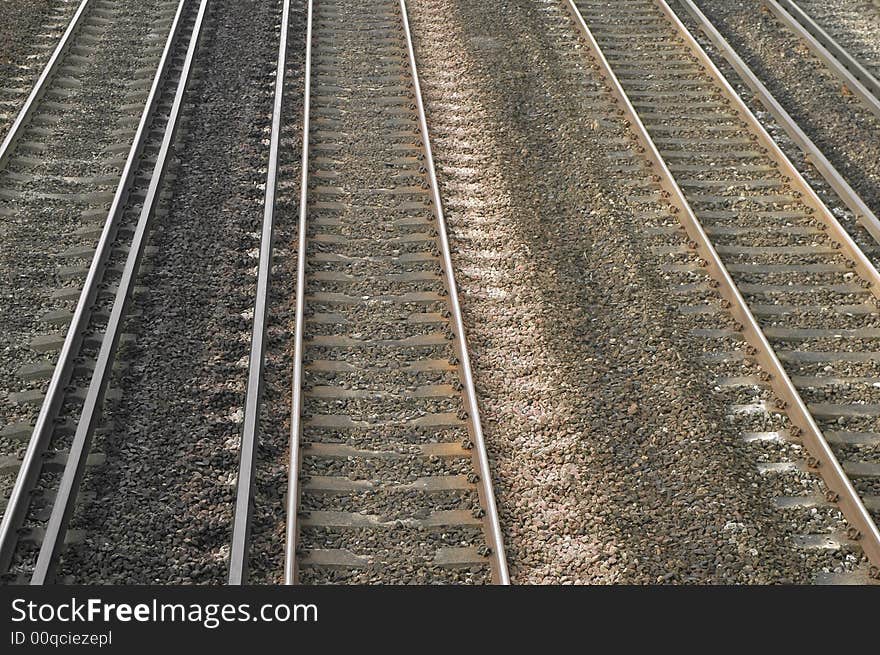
[284, 0, 314, 587]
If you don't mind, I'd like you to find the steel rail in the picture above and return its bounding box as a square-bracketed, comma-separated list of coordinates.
[0, 0, 193, 577]
[763, 0, 880, 119]
[563, 0, 880, 572]
[673, 0, 880, 245]
[29, 0, 210, 585]
[0, 0, 91, 169]
[284, 0, 313, 586]
[228, 0, 291, 585]
[399, 0, 509, 584]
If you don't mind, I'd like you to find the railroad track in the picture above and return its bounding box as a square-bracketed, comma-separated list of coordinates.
[0, 0, 206, 584]
[0, 0, 182, 482]
[763, 0, 880, 118]
[565, 0, 880, 581]
[281, 0, 508, 584]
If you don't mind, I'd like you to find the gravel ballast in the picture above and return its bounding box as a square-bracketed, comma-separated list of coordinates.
[405, 0, 854, 583]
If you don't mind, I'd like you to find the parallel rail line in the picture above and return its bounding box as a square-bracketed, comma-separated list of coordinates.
[566, 0, 880, 578]
[283, 0, 508, 584]
[0, 0, 207, 583]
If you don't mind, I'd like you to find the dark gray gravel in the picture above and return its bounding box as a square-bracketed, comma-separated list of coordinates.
[56, 0, 283, 584]
[406, 0, 854, 583]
